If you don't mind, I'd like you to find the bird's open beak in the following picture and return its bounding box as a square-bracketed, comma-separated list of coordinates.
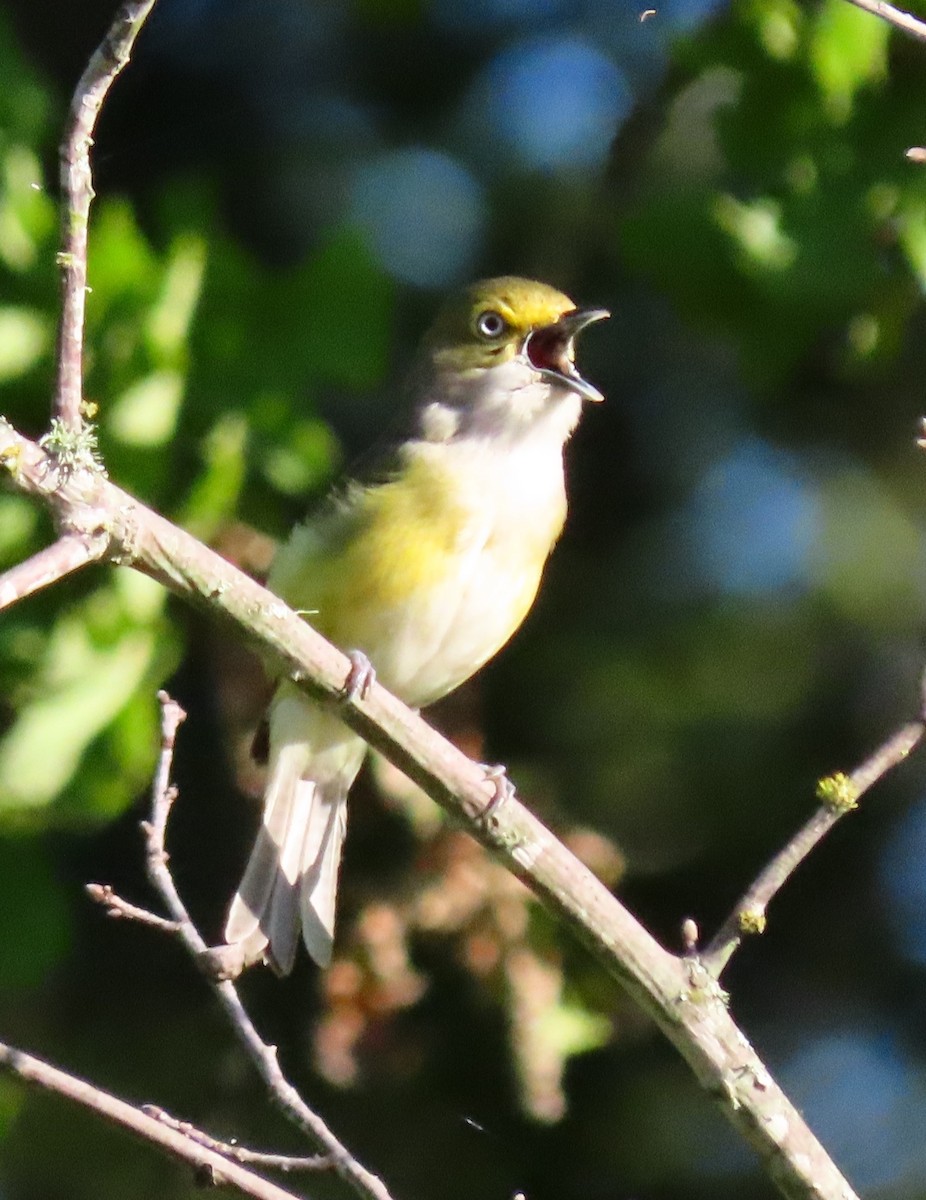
[524, 307, 609, 403]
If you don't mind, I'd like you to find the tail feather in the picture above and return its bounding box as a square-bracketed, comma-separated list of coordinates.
[225, 744, 301, 944]
[299, 794, 348, 967]
[224, 694, 365, 973]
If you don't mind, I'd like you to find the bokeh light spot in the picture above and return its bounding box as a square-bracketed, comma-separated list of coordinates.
[349, 148, 486, 287]
[880, 797, 926, 967]
[685, 439, 820, 596]
[779, 1029, 926, 1192]
[466, 37, 630, 171]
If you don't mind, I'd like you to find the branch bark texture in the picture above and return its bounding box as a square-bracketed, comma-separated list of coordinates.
[55, 0, 159, 430]
[0, 1041, 305, 1200]
[0, 418, 860, 1200]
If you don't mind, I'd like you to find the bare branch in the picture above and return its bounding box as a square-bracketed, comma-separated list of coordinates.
[135, 692, 395, 1200]
[843, 0, 926, 42]
[0, 415, 866, 1200]
[702, 718, 925, 977]
[55, 0, 158, 430]
[0, 1040, 305, 1200]
[85, 882, 182, 933]
[142, 1106, 332, 1173]
[0, 535, 103, 612]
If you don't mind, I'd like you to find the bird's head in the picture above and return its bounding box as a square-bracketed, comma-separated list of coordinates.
[422, 276, 608, 406]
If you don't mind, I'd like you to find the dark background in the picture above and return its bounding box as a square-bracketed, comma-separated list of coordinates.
[3, 0, 926, 1196]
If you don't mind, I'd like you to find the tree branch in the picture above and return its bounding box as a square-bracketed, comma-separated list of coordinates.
[843, 0, 926, 43]
[141, 1107, 332, 1173]
[86, 882, 182, 933]
[87, 692, 396, 1200]
[702, 713, 926, 976]
[0, 1041, 306, 1200]
[0, 535, 103, 612]
[55, 0, 158, 431]
[0, 417, 864, 1200]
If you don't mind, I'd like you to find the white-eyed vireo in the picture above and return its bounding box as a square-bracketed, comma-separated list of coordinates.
[224, 276, 608, 974]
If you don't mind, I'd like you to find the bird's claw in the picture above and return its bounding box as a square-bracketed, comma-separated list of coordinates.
[343, 649, 376, 702]
[480, 763, 515, 821]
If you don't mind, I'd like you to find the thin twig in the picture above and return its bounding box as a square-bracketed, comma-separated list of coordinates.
[55, 0, 158, 430]
[142, 1105, 332, 1172]
[0, 536, 104, 613]
[844, 0, 926, 42]
[0, 1040, 304, 1200]
[85, 883, 181, 934]
[139, 692, 396, 1200]
[702, 717, 925, 977]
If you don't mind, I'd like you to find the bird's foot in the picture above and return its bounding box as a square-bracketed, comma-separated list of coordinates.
[479, 762, 515, 822]
[343, 649, 376, 702]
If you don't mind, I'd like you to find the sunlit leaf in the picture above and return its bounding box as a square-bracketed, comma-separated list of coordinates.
[810, 0, 889, 119]
[0, 575, 169, 809]
[145, 232, 207, 361]
[107, 370, 184, 446]
[180, 410, 249, 539]
[0, 146, 55, 271]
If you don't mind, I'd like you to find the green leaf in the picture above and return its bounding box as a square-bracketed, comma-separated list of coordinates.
[0, 574, 169, 810]
[86, 200, 160, 305]
[0, 145, 56, 272]
[536, 999, 611, 1060]
[810, 0, 889, 119]
[180, 410, 249, 539]
[0, 494, 38, 566]
[145, 232, 207, 362]
[107, 370, 184, 447]
[258, 414, 342, 497]
[0, 306, 49, 381]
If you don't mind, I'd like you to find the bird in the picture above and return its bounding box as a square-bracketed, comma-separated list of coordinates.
[222, 275, 608, 975]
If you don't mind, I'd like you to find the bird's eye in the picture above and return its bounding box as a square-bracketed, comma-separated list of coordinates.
[475, 309, 507, 339]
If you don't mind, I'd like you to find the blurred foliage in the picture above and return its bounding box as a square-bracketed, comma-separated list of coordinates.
[4, 0, 926, 1198]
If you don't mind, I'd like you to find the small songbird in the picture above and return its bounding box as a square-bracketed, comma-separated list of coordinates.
[223, 276, 608, 974]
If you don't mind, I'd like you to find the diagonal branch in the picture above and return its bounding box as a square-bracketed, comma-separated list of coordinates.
[141, 1106, 332, 1173]
[0, 1040, 304, 1200]
[55, 0, 158, 431]
[96, 692, 395, 1200]
[843, 0, 926, 42]
[701, 714, 926, 976]
[0, 535, 104, 612]
[0, 416, 863, 1200]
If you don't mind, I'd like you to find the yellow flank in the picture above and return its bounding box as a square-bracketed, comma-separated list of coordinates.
[323, 460, 472, 624]
[274, 456, 464, 616]
[270, 442, 567, 700]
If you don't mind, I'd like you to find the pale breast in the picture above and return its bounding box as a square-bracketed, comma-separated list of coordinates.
[357, 437, 567, 705]
[271, 433, 568, 707]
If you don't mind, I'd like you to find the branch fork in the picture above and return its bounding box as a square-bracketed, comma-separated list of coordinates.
[4, 0, 926, 1198]
[83, 691, 396, 1200]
